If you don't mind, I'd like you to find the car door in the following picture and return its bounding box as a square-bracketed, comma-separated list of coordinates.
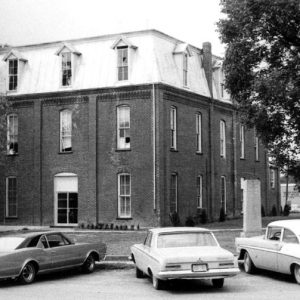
[137, 231, 153, 273]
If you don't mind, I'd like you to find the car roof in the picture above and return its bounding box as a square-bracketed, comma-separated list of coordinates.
[149, 227, 211, 234]
[1, 231, 63, 239]
[268, 220, 300, 235]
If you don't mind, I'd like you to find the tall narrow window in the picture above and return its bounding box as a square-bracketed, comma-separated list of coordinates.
[183, 53, 188, 86]
[8, 59, 18, 91]
[254, 129, 259, 161]
[7, 114, 18, 155]
[170, 106, 177, 150]
[60, 110, 72, 152]
[62, 52, 72, 86]
[240, 124, 245, 159]
[170, 173, 178, 212]
[6, 177, 17, 217]
[197, 175, 203, 208]
[118, 173, 131, 218]
[117, 106, 130, 149]
[221, 176, 226, 213]
[196, 113, 202, 153]
[220, 83, 224, 98]
[270, 169, 275, 189]
[220, 120, 226, 157]
[117, 46, 128, 81]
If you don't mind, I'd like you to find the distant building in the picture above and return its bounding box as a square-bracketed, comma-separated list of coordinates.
[0, 29, 280, 227]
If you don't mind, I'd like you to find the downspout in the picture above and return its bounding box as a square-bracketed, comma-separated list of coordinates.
[152, 84, 156, 211]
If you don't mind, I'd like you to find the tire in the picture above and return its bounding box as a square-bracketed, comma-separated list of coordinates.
[212, 278, 224, 288]
[82, 254, 96, 274]
[244, 251, 255, 274]
[293, 264, 300, 284]
[152, 275, 164, 290]
[19, 262, 36, 284]
[136, 266, 144, 278]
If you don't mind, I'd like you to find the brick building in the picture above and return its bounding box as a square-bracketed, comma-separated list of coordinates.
[0, 29, 280, 227]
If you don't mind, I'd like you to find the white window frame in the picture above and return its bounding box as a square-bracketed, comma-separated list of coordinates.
[8, 58, 18, 91]
[117, 105, 130, 149]
[117, 46, 128, 81]
[270, 169, 275, 189]
[60, 109, 72, 152]
[6, 177, 17, 217]
[183, 52, 188, 86]
[196, 113, 202, 153]
[221, 176, 227, 213]
[197, 175, 203, 208]
[220, 120, 226, 158]
[61, 51, 72, 87]
[170, 173, 178, 212]
[170, 106, 177, 150]
[118, 173, 131, 218]
[7, 114, 18, 155]
[240, 124, 245, 159]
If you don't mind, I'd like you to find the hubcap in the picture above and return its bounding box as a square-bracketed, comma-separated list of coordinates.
[244, 254, 250, 272]
[23, 265, 34, 282]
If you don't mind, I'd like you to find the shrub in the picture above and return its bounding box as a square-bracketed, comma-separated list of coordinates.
[200, 209, 208, 224]
[219, 207, 226, 222]
[261, 205, 266, 217]
[271, 205, 277, 216]
[169, 211, 181, 226]
[185, 216, 195, 227]
[283, 204, 291, 216]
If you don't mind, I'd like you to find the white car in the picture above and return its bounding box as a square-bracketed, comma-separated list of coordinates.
[130, 227, 239, 290]
[236, 219, 300, 284]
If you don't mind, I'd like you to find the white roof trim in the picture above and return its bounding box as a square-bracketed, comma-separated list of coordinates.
[2, 49, 28, 62]
[173, 43, 192, 56]
[111, 36, 138, 50]
[55, 43, 81, 56]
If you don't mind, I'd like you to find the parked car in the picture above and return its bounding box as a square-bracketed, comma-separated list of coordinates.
[236, 219, 300, 284]
[130, 227, 239, 289]
[0, 231, 106, 284]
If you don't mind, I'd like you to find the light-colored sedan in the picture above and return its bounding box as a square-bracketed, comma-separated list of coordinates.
[0, 231, 106, 284]
[130, 227, 239, 290]
[236, 219, 300, 284]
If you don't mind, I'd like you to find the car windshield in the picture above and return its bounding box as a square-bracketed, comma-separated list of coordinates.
[157, 232, 218, 248]
[0, 237, 25, 251]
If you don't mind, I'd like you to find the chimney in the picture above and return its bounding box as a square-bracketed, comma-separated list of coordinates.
[202, 42, 213, 98]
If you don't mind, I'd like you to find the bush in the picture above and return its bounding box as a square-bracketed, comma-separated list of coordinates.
[261, 205, 266, 217]
[169, 211, 181, 226]
[219, 207, 226, 222]
[185, 216, 195, 227]
[283, 204, 291, 216]
[200, 209, 208, 224]
[271, 205, 277, 216]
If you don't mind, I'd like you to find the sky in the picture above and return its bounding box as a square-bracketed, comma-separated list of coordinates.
[0, 0, 226, 56]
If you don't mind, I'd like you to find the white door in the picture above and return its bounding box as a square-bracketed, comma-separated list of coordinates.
[54, 173, 78, 226]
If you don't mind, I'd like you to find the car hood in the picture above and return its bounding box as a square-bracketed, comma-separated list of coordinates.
[155, 246, 234, 263]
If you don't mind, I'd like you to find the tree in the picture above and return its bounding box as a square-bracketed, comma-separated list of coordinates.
[217, 0, 300, 178]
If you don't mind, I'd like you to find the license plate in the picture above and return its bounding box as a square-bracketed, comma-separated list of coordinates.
[192, 264, 207, 272]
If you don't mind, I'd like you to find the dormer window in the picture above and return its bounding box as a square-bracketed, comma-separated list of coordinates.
[3, 49, 27, 92]
[111, 36, 137, 82]
[55, 43, 81, 88]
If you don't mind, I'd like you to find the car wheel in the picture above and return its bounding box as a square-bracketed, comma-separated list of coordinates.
[152, 275, 164, 290]
[293, 264, 300, 284]
[244, 251, 255, 274]
[19, 262, 36, 284]
[136, 266, 144, 278]
[212, 278, 224, 288]
[83, 254, 96, 273]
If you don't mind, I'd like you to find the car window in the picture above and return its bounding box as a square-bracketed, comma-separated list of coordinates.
[37, 235, 49, 249]
[144, 232, 153, 247]
[282, 229, 299, 244]
[46, 234, 70, 248]
[27, 235, 42, 248]
[267, 227, 282, 241]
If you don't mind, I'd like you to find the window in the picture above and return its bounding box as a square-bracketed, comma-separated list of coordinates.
[57, 192, 78, 224]
[118, 173, 131, 218]
[270, 169, 276, 189]
[196, 113, 202, 153]
[170, 173, 178, 212]
[183, 53, 188, 86]
[117, 106, 130, 149]
[170, 106, 177, 150]
[46, 234, 71, 248]
[197, 175, 203, 208]
[255, 135, 259, 161]
[8, 59, 18, 91]
[267, 227, 282, 241]
[61, 52, 72, 86]
[282, 229, 298, 244]
[6, 177, 17, 217]
[220, 83, 224, 98]
[7, 114, 18, 155]
[221, 176, 226, 213]
[60, 110, 72, 152]
[144, 232, 153, 247]
[220, 120, 226, 157]
[117, 46, 128, 81]
[240, 125, 245, 159]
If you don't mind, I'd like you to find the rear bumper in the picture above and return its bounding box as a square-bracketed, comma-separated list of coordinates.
[157, 267, 240, 280]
